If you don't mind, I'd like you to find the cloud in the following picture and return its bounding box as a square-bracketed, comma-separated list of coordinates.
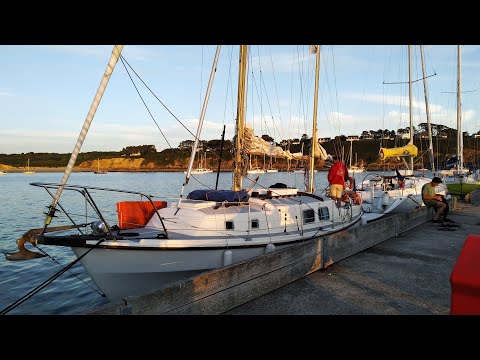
[40, 45, 112, 58]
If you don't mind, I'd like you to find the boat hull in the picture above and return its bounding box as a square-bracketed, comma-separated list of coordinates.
[446, 182, 480, 198]
[72, 241, 307, 301]
[70, 203, 362, 301]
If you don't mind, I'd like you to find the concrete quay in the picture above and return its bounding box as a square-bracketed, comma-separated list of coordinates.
[225, 201, 479, 315]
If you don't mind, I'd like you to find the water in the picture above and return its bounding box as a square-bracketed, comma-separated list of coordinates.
[0, 170, 432, 314]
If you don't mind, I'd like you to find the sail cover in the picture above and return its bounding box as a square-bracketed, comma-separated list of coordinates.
[379, 143, 418, 160]
[187, 190, 250, 202]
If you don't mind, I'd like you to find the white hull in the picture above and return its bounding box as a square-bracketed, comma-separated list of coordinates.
[358, 176, 440, 216]
[247, 169, 266, 174]
[348, 166, 364, 174]
[184, 168, 214, 174]
[72, 243, 291, 300]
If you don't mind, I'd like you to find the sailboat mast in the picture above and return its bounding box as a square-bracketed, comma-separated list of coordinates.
[408, 45, 414, 173]
[420, 45, 435, 172]
[308, 45, 321, 193]
[44, 45, 124, 226]
[457, 45, 463, 174]
[176, 45, 221, 210]
[349, 140, 353, 168]
[233, 45, 248, 191]
[183, 46, 221, 180]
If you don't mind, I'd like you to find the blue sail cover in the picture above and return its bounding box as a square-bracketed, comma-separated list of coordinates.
[187, 189, 250, 202]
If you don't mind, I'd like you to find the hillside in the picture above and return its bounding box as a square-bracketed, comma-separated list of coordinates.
[1, 137, 479, 171]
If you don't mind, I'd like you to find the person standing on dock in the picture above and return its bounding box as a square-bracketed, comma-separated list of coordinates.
[328, 155, 349, 207]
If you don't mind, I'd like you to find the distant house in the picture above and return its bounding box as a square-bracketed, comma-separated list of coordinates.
[319, 137, 331, 143]
[130, 152, 141, 157]
[398, 133, 410, 140]
[437, 132, 448, 139]
[474, 134, 480, 139]
[360, 134, 374, 140]
[347, 135, 359, 141]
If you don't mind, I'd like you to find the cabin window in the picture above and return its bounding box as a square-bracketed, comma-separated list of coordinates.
[303, 209, 315, 224]
[251, 219, 259, 229]
[225, 221, 234, 230]
[319, 206, 330, 220]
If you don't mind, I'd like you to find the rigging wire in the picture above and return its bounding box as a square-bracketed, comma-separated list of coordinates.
[119, 55, 172, 148]
[269, 45, 285, 141]
[33, 245, 104, 297]
[120, 52, 228, 165]
[119, 54, 196, 140]
[0, 238, 105, 315]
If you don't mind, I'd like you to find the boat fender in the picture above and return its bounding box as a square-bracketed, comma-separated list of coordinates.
[265, 243, 276, 253]
[223, 250, 233, 266]
[382, 192, 389, 206]
[343, 191, 362, 205]
[361, 215, 368, 226]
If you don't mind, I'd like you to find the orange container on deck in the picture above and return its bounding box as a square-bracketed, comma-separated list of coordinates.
[116, 201, 167, 230]
[450, 234, 480, 314]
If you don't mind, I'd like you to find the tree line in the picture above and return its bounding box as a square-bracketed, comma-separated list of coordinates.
[1, 124, 479, 168]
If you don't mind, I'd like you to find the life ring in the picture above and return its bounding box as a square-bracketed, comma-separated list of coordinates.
[344, 191, 362, 205]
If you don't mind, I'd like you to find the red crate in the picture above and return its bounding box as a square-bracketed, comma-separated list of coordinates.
[116, 201, 167, 230]
[450, 234, 480, 314]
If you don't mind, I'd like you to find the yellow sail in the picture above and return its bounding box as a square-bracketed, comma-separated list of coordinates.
[379, 143, 418, 160]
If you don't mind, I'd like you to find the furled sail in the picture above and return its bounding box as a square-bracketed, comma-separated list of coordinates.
[313, 140, 329, 160]
[244, 126, 293, 159]
[243, 126, 330, 161]
[379, 143, 418, 160]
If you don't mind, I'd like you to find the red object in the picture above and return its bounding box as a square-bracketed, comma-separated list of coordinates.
[327, 161, 348, 186]
[450, 234, 480, 314]
[116, 201, 167, 230]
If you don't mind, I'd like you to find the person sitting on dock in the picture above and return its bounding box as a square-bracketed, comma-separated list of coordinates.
[422, 177, 449, 223]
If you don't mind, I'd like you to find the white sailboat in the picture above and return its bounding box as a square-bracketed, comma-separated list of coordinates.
[443, 45, 480, 198]
[357, 45, 447, 219]
[184, 151, 213, 174]
[347, 141, 364, 174]
[6, 45, 363, 302]
[247, 155, 266, 174]
[94, 158, 108, 174]
[23, 159, 35, 174]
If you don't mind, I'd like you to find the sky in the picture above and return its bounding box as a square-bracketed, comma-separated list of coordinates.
[1, 45, 479, 155]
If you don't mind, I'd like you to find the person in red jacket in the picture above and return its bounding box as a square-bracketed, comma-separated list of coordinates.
[327, 155, 349, 206]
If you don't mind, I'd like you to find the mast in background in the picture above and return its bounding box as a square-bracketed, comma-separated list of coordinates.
[408, 45, 414, 173]
[420, 45, 435, 172]
[308, 45, 321, 193]
[457, 45, 463, 174]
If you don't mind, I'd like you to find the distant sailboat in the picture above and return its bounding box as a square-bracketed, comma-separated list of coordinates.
[94, 158, 108, 174]
[347, 141, 364, 174]
[24, 159, 35, 174]
[444, 45, 480, 198]
[184, 151, 213, 174]
[0, 169, 7, 175]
